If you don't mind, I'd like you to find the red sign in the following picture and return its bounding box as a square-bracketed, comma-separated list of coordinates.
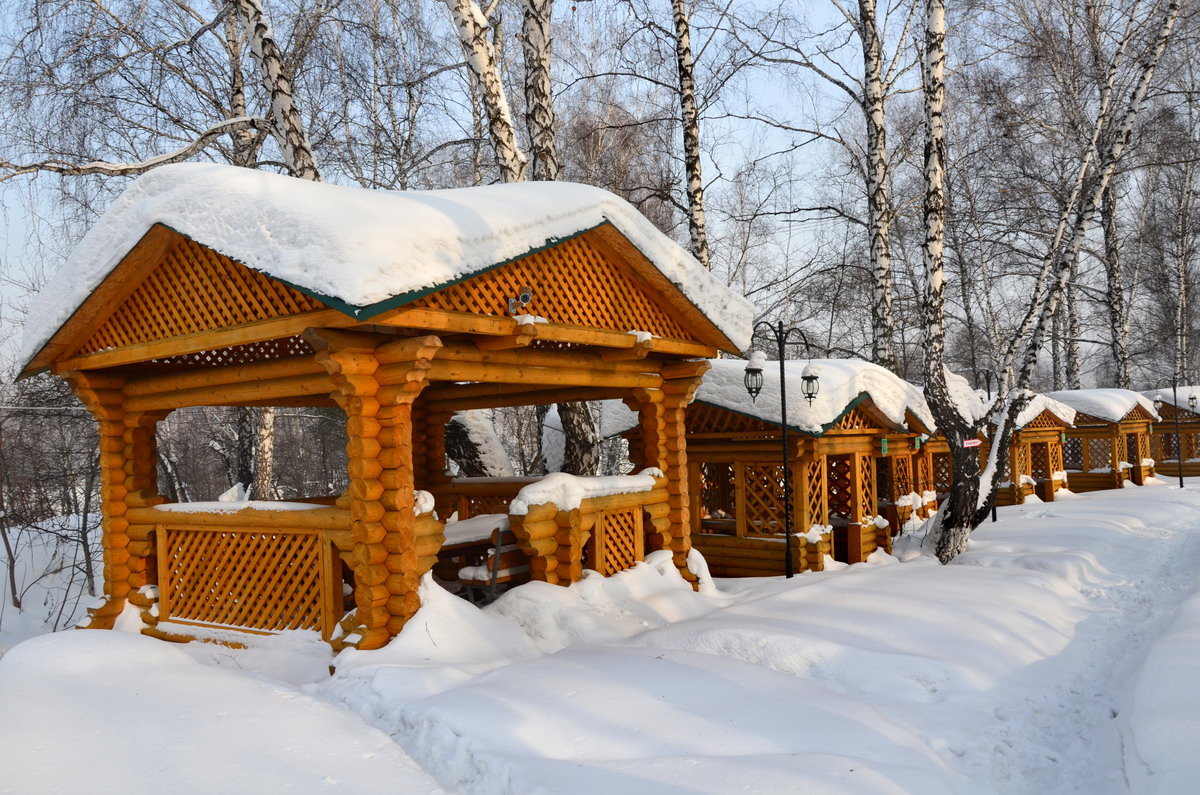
[962, 438, 982, 448]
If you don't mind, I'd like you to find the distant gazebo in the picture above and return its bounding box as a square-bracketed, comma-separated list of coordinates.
[1145, 386, 1200, 478]
[607, 359, 934, 575]
[17, 164, 753, 650]
[1046, 389, 1159, 492]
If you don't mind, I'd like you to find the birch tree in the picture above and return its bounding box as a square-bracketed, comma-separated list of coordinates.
[670, 0, 711, 267]
[922, 0, 1181, 561]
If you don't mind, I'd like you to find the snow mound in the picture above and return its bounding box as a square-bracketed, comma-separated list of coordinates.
[1014, 392, 1076, 428]
[1143, 385, 1200, 415]
[508, 468, 662, 515]
[0, 630, 440, 792]
[20, 163, 754, 369]
[1046, 388, 1159, 423]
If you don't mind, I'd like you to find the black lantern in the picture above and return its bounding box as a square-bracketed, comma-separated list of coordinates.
[1190, 393, 1197, 412]
[1154, 396, 1163, 413]
[801, 372, 820, 405]
[744, 359, 765, 402]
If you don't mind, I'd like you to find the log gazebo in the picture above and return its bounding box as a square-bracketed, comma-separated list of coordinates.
[1046, 389, 1159, 492]
[1145, 386, 1200, 478]
[17, 163, 753, 650]
[606, 359, 934, 575]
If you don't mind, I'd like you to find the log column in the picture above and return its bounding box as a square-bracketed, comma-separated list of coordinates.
[309, 331, 444, 650]
[627, 362, 707, 579]
[65, 370, 166, 629]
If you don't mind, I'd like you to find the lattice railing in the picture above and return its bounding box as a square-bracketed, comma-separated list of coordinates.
[410, 231, 694, 341]
[157, 525, 337, 636]
[594, 508, 643, 575]
[743, 463, 787, 535]
[803, 458, 826, 528]
[1013, 444, 1030, 482]
[857, 455, 875, 518]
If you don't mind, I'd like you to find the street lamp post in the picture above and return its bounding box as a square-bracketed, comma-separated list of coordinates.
[742, 321, 819, 579]
[1154, 378, 1188, 489]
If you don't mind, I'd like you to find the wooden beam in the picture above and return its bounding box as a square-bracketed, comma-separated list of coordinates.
[419, 359, 661, 389]
[53, 308, 354, 373]
[125, 373, 334, 411]
[128, 505, 351, 532]
[600, 337, 655, 361]
[122, 356, 325, 396]
[423, 385, 629, 413]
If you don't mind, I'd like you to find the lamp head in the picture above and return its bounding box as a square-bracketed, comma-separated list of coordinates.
[744, 358, 764, 402]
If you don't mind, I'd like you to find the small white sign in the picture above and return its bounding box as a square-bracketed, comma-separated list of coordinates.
[962, 438, 982, 448]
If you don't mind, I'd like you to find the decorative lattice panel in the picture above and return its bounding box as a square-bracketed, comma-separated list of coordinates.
[932, 453, 952, 493]
[1074, 412, 1108, 427]
[1127, 405, 1156, 423]
[1013, 444, 1030, 481]
[686, 403, 775, 435]
[1064, 438, 1083, 470]
[1087, 439, 1112, 469]
[465, 495, 512, 518]
[1187, 433, 1200, 462]
[152, 336, 314, 367]
[1130, 433, 1150, 463]
[1030, 443, 1050, 479]
[804, 458, 826, 528]
[915, 454, 933, 494]
[831, 406, 879, 431]
[890, 457, 914, 499]
[596, 508, 642, 575]
[698, 462, 735, 520]
[411, 233, 694, 341]
[159, 526, 329, 633]
[743, 463, 787, 534]
[857, 454, 876, 517]
[1023, 410, 1065, 430]
[1050, 441, 1065, 474]
[80, 238, 325, 354]
[827, 455, 853, 520]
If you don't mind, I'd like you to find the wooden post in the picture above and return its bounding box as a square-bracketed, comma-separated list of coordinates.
[308, 330, 444, 650]
[626, 363, 707, 580]
[64, 370, 166, 629]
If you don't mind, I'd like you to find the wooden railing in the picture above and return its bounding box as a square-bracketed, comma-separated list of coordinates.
[129, 504, 351, 640]
[429, 477, 540, 520]
[508, 474, 669, 585]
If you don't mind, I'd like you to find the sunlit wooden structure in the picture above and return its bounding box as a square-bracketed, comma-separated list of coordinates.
[1146, 387, 1200, 478]
[611, 360, 933, 575]
[1047, 390, 1158, 493]
[18, 166, 750, 650]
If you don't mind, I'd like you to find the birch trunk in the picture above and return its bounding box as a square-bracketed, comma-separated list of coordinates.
[234, 406, 255, 490]
[558, 402, 599, 476]
[670, 0, 711, 267]
[445, 0, 528, 182]
[234, 0, 321, 181]
[252, 407, 275, 499]
[521, 0, 558, 181]
[1065, 257, 1083, 389]
[860, 0, 898, 370]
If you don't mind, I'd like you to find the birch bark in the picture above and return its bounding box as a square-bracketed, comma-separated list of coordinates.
[670, 0, 711, 268]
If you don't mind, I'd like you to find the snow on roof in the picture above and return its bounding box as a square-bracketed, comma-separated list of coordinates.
[604, 358, 933, 436]
[1013, 393, 1076, 429]
[1143, 386, 1200, 414]
[19, 163, 755, 369]
[1045, 389, 1159, 424]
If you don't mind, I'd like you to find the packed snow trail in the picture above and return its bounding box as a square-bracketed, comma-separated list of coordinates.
[321, 481, 1200, 793]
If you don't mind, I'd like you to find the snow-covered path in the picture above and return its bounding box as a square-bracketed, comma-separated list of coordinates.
[4, 482, 1200, 793]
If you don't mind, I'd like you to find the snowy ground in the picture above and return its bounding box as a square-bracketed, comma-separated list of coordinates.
[4, 483, 1200, 793]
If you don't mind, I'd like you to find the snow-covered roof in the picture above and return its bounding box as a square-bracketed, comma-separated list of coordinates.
[1013, 393, 1076, 429]
[1045, 389, 1159, 424]
[19, 163, 755, 369]
[604, 358, 934, 437]
[1143, 386, 1200, 415]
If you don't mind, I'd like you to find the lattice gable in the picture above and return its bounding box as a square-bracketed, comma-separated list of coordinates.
[409, 227, 713, 346]
[1073, 411, 1112, 427]
[826, 398, 899, 433]
[1019, 409, 1069, 431]
[73, 232, 327, 359]
[686, 402, 776, 435]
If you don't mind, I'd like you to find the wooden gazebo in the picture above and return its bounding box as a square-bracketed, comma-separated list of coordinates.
[17, 164, 752, 650]
[911, 390, 1074, 508]
[1046, 389, 1159, 492]
[607, 359, 933, 575]
[1145, 386, 1200, 478]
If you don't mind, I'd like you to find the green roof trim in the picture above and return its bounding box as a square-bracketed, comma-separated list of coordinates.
[259, 223, 607, 320]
